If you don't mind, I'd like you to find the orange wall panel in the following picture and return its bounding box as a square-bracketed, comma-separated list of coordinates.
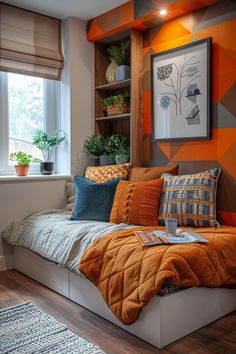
[87, 0, 218, 42]
[141, 1, 236, 225]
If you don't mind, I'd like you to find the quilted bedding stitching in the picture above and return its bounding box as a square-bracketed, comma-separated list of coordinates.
[79, 226, 236, 325]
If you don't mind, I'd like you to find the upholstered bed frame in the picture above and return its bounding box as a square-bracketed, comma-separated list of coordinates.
[13, 246, 236, 349]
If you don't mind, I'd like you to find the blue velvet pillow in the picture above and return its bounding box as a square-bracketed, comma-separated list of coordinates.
[71, 176, 123, 222]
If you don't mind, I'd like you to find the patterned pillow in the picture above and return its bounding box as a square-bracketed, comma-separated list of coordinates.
[110, 178, 164, 226]
[85, 163, 131, 183]
[65, 164, 130, 211]
[158, 168, 221, 227]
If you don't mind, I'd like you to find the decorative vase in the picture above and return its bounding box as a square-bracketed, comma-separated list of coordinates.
[100, 154, 110, 166]
[105, 59, 117, 83]
[14, 165, 30, 176]
[40, 162, 54, 175]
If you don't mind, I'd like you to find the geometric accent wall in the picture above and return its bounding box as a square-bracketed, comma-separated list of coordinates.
[142, 0, 236, 225]
[87, 0, 218, 42]
[87, 0, 236, 225]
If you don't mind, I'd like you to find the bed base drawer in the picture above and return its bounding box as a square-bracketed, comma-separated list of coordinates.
[13, 246, 236, 349]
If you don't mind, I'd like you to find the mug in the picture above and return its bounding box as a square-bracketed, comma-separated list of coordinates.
[165, 218, 178, 235]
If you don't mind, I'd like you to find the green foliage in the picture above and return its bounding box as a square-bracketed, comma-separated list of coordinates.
[122, 92, 130, 103]
[116, 146, 130, 159]
[104, 95, 118, 106]
[83, 135, 107, 159]
[106, 134, 128, 153]
[9, 151, 34, 166]
[33, 130, 65, 162]
[84, 134, 130, 163]
[106, 134, 128, 163]
[103, 92, 130, 106]
[107, 39, 130, 66]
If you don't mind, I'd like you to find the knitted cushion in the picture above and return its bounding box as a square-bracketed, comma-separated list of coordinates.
[85, 163, 131, 183]
[110, 179, 164, 226]
[158, 168, 221, 227]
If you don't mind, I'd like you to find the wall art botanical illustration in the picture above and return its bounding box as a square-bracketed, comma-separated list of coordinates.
[151, 38, 211, 141]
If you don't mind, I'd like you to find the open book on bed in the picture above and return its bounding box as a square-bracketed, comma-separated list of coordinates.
[135, 229, 208, 247]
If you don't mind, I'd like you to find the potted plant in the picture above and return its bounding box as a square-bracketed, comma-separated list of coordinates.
[106, 134, 129, 164]
[84, 135, 110, 165]
[107, 39, 130, 81]
[115, 146, 130, 164]
[9, 151, 35, 176]
[33, 130, 65, 175]
[104, 92, 130, 116]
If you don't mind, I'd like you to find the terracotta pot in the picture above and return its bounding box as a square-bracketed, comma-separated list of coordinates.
[14, 165, 30, 176]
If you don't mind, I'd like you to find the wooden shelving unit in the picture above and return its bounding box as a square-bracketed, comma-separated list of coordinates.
[95, 113, 131, 121]
[94, 29, 142, 165]
[95, 79, 131, 91]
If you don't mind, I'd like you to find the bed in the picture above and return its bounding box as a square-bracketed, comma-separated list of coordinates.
[3, 209, 236, 349]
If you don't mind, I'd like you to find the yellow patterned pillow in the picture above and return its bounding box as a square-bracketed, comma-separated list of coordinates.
[85, 163, 131, 183]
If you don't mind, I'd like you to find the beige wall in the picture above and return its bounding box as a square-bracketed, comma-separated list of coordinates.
[60, 17, 94, 176]
[0, 17, 94, 270]
[0, 179, 67, 270]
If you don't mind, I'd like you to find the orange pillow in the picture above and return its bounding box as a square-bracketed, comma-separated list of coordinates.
[129, 165, 178, 182]
[110, 179, 164, 226]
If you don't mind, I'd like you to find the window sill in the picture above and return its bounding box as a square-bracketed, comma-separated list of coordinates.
[0, 174, 71, 183]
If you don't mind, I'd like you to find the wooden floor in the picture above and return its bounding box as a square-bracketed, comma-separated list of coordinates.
[0, 270, 235, 354]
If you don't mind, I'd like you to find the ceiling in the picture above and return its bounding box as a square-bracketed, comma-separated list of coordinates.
[1, 0, 129, 20]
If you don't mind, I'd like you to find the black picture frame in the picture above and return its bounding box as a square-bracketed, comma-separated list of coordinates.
[151, 38, 211, 142]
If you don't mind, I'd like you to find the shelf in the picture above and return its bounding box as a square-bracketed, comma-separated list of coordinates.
[95, 79, 131, 91]
[95, 113, 131, 121]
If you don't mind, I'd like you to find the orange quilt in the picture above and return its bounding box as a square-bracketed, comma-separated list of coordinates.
[79, 226, 236, 325]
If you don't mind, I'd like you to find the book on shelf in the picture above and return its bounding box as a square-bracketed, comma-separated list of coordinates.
[135, 229, 208, 247]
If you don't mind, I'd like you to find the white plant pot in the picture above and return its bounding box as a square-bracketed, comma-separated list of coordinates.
[115, 155, 128, 165]
[100, 155, 111, 166]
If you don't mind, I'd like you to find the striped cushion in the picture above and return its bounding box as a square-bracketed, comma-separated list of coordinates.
[158, 168, 221, 227]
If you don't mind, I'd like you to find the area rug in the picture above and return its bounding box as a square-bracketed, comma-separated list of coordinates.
[0, 302, 106, 354]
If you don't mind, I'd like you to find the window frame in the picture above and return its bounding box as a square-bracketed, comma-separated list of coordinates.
[0, 71, 61, 175]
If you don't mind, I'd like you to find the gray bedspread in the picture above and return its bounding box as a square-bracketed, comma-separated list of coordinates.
[2, 210, 135, 275]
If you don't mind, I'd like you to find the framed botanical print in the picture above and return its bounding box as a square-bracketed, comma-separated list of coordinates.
[151, 38, 211, 141]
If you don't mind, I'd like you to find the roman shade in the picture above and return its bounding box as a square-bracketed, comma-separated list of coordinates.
[0, 3, 64, 80]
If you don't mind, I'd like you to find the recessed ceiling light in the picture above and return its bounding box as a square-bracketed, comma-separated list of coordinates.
[159, 9, 167, 16]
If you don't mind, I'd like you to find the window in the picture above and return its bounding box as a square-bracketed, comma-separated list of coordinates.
[0, 72, 60, 175]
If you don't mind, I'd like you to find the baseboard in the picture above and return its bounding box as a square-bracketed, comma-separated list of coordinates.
[0, 255, 13, 271]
